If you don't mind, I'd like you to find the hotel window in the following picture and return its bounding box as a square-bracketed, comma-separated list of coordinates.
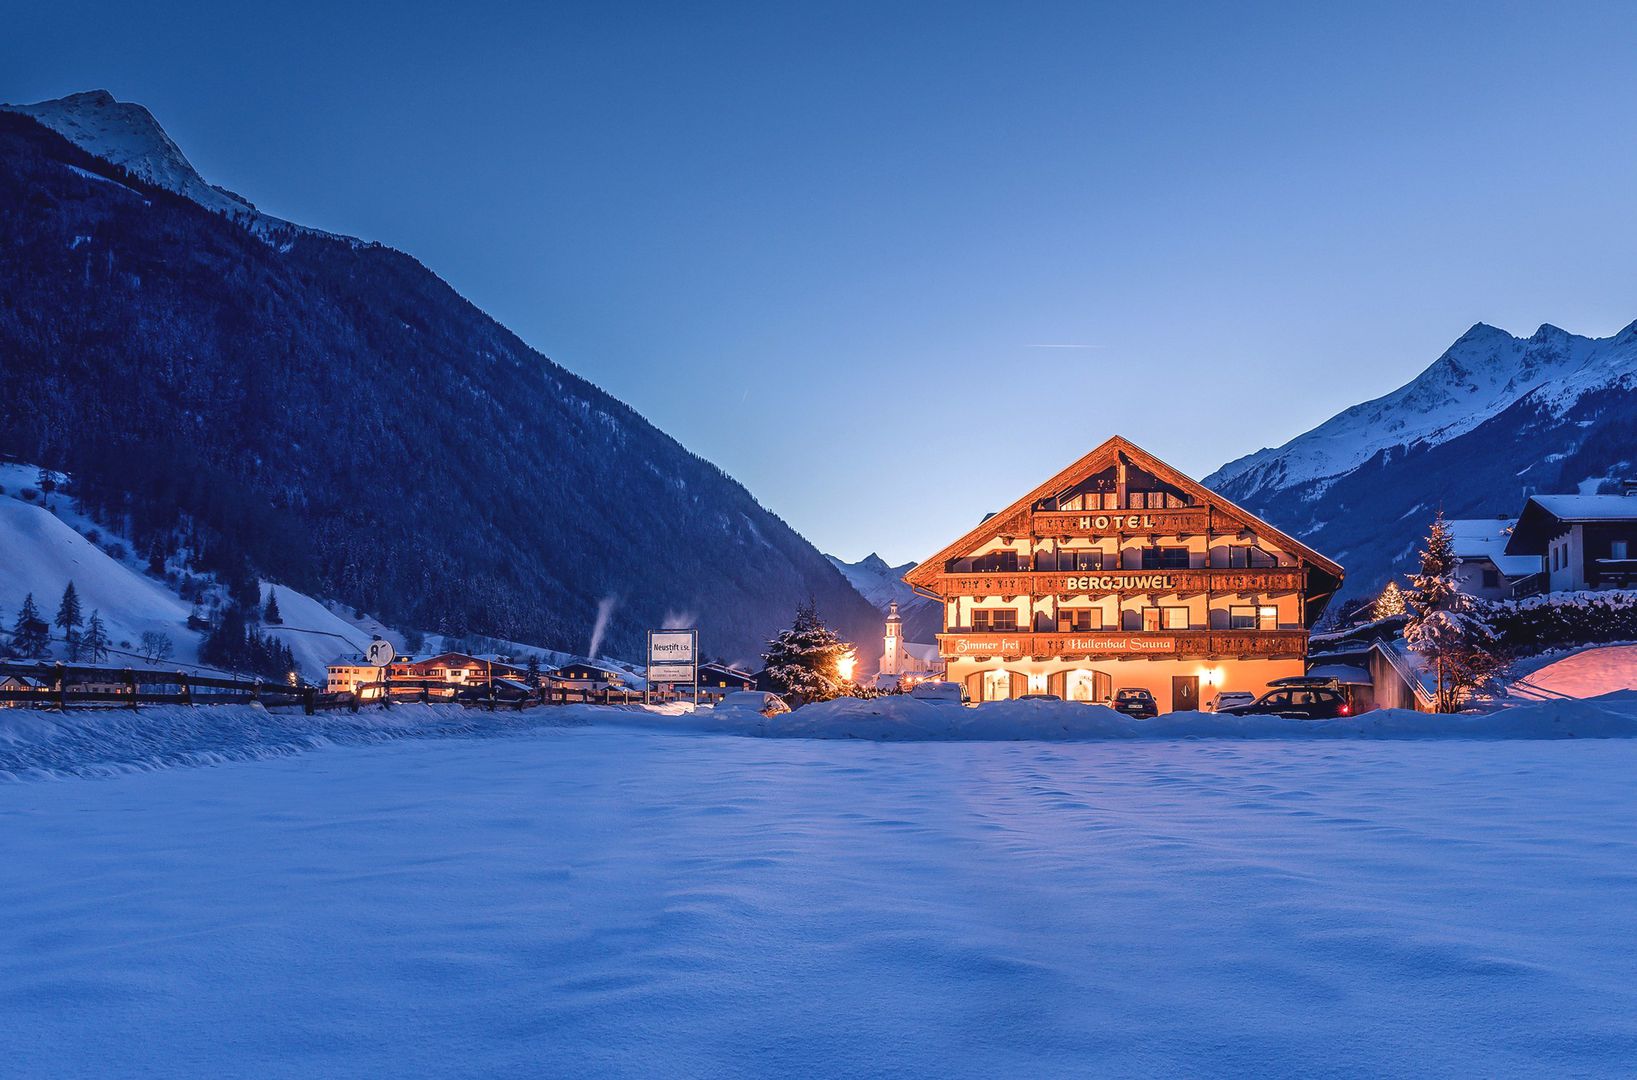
[1058, 609, 1102, 632]
[1227, 605, 1277, 630]
[1142, 607, 1189, 631]
[1226, 546, 1278, 569]
[972, 609, 1018, 632]
[1614, 541, 1630, 560]
[1551, 546, 1559, 571]
[1053, 549, 1105, 572]
[1482, 568, 1499, 588]
[1141, 547, 1190, 570]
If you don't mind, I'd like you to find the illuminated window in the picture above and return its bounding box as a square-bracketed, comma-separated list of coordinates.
[1142, 607, 1189, 631]
[1259, 606, 1278, 630]
[973, 609, 1018, 631]
[1057, 609, 1101, 632]
[982, 670, 1012, 701]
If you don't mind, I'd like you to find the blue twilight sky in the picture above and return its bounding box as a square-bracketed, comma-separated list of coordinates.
[7, 2, 1637, 564]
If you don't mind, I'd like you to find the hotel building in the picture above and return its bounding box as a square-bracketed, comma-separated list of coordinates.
[905, 436, 1344, 712]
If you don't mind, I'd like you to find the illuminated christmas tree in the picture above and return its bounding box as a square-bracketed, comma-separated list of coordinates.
[1372, 580, 1406, 620]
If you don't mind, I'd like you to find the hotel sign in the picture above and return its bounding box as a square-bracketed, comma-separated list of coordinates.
[937, 629, 1308, 660]
[1034, 509, 1209, 536]
[944, 633, 1176, 657]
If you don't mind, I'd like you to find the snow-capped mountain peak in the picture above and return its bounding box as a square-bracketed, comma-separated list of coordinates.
[1207, 321, 1635, 495]
[2, 89, 349, 245]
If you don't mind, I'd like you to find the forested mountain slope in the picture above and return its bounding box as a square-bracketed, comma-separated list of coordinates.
[0, 101, 878, 663]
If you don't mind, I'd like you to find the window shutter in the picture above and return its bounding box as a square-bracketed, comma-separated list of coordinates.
[1047, 671, 1066, 699]
[964, 672, 983, 701]
[1009, 671, 1028, 699]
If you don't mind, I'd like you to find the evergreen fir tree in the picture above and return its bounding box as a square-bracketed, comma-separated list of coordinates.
[263, 588, 283, 624]
[12, 593, 50, 657]
[761, 601, 852, 704]
[81, 610, 111, 663]
[526, 653, 543, 688]
[55, 581, 84, 659]
[1404, 511, 1500, 712]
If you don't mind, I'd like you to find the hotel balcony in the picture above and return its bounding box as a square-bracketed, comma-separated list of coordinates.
[929, 567, 1308, 599]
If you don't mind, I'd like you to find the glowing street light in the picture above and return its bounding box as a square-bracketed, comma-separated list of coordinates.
[837, 650, 857, 684]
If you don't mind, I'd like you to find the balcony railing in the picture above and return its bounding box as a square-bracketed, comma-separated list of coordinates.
[929, 567, 1307, 599]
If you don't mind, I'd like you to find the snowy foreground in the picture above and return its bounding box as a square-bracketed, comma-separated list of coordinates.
[4, 701, 1637, 1078]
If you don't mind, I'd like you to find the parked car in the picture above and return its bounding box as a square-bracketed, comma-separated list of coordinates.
[717, 690, 791, 717]
[1206, 690, 1256, 713]
[909, 681, 965, 704]
[1111, 687, 1158, 719]
[1017, 693, 1062, 701]
[1217, 687, 1350, 720]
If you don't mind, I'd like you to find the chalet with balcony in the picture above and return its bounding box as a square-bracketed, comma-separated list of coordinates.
[1504, 492, 1637, 594]
[904, 436, 1344, 712]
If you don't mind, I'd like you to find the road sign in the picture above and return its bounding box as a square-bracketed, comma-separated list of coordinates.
[647, 629, 699, 704]
[365, 639, 395, 666]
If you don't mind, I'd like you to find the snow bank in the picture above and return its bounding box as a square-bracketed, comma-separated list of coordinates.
[7, 693, 1637, 783]
[0, 703, 604, 782]
[622, 692, 1637, 742]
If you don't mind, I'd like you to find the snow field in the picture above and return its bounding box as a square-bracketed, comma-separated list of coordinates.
[2, 726, 1635, 1078]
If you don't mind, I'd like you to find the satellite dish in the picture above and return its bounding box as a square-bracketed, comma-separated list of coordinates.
[365, 639, 395, 666]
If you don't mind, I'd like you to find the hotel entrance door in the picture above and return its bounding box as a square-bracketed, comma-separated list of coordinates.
[1172, 676, 1199, 713]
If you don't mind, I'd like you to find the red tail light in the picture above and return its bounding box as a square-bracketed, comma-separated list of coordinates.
[1338, 703, 1351, 716]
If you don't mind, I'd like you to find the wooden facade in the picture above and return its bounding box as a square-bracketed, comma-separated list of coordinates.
[906, 436, 1343, 710]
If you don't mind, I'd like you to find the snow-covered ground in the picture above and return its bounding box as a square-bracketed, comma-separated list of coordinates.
[1504, 643, 1637, 701]
[3, 700, 1637, 1077]
[0, 485, 200, 665]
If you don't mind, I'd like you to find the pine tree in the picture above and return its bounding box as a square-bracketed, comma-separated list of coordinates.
[761, 601, 852, 704]
[1372, 580, 1406, 620]
[55, 581, 84, 659]
[12, 593, 50, 657]
[35, 467, 58, 508]
[1404, 512, 1500, 712]
[81, 610, 111, 663]
[263, 589, 283, 624]
[526, 653, 543, 688]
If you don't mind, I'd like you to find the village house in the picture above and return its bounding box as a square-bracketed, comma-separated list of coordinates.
[905, 436, 1344, 712]
[696, 661, 757, 703]
[1504, 490, 1637, 593]
[1444, 517, 1541, 600]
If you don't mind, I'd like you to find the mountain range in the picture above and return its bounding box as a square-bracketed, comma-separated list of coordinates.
[0, 90, 881, 665]
[825, 553, 942, 643]
[1207, 321, 1637, 606]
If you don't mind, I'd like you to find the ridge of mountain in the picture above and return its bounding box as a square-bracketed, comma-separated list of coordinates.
[0, 99, 880, 663]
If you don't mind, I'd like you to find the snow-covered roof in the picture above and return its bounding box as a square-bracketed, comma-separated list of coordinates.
[1527, 495, 1637, 522]
[1444, 518, 1541, 578]
[902, 642, 943, 664]
[1507, 495, 1637, 554]
[1305, 664, 1372, 685]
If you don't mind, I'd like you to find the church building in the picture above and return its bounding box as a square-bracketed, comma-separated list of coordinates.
[878, 600, 943, 686]
[905, 436, 1344, 712]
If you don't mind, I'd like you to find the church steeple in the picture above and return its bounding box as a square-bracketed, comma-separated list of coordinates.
[882, 601, 903, 675]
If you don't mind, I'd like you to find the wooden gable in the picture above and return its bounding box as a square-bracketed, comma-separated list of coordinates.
[904, 435, 1343, 590]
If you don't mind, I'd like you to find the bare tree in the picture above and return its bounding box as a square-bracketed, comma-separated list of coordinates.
[139, 631, 175, 664]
